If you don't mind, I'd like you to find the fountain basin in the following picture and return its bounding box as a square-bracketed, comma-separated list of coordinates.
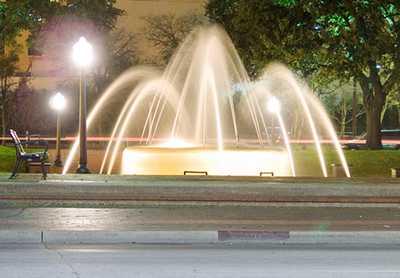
[121, 146, 290, 176]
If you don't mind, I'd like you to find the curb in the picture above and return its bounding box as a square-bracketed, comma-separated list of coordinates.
[0, 230, 400, 245]
[43, 231, 217, 244]
[0, 231, 42, 244]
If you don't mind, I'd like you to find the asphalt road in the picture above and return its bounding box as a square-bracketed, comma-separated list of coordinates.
[1, 204, 400, 231]
[1, 243, 400, 277]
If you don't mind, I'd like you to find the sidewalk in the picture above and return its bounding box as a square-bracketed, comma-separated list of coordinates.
[1, 174, 400, 205]
[0, 204, 400, 244]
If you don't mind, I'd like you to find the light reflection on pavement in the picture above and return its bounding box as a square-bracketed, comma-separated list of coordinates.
[0, 205, 400, 231]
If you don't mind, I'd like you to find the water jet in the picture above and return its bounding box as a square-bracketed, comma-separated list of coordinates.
[63, 26, 350, 178]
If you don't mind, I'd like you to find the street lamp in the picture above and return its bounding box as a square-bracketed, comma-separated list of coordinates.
[49, 92, 66, 167]
[72, 36, 93, 174]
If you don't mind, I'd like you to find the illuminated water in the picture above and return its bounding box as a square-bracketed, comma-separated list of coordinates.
[122, 146, 290, 176]
[63, 26, 350, 177]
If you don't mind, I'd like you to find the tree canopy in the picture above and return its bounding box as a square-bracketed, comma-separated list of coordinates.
[0, 0, 57, 42]
[0, 0, 132, 137]
[0, 0, 60, 139]
[143, 13, 207, 64]
[206, 0, 400, 148]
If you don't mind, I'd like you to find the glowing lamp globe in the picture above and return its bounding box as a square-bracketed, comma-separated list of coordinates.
[72, 37, 93, 68]
[267, 97, 281, 113]
[49, 92, 66, 111]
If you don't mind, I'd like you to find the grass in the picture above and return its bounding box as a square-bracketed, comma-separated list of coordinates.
[0, 145, 399, 177]
[293, 146, 400, 177]
[0, 146, 43, 174]
[0, 146, 16, 172]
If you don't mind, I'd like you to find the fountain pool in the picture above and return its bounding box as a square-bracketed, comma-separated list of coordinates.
[122, 145, 290, 176]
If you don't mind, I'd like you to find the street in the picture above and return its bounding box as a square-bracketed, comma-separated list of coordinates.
[1, 243, 400, 277]
[2, 181, 400, 277]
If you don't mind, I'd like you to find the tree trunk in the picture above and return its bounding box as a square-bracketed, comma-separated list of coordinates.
[351, 79, 357, 136]
[398, 108, 400, 127]
[380, 99, 389, 123]
[1, 105, 5, 145]
[340, 98, 346, 136]
[0, 83, 5, 145]
[365, 106, 382, 149]
[358, 62, 386, 149]
[363, 87, 385, 149]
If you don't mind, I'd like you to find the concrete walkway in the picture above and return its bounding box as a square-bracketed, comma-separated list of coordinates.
[1, 175, 400, 205]
[1, 205, 400, 231]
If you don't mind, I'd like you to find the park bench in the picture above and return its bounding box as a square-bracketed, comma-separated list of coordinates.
[9, 129, 50, 180]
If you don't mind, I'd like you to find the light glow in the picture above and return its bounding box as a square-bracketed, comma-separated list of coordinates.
[122, 146, 290, 176]
[49, 92, 66, 111]
[157, 138, 194, 148]
[72, 37, 94, 68]
[267, 97, 281, 113]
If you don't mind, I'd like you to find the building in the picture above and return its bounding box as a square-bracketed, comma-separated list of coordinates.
[13, 0, 205, 91]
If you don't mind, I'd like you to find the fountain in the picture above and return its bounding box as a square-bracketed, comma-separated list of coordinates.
[62, 25, 350, 177]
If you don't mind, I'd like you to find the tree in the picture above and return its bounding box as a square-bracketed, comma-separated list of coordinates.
[90, 28, 139, 135]
[36, 0, 124, 61]
[8, 78, 51, 134]
[62, 0, 123, 32]
[382, 88, 400, 126]
[35, 1, 136, 135]
[0, 49, 18, 142]
[1, 0, 129, 138]
[206, 0, 400, 148]
[319, 81, 363, 136]
[143, 13, 207, 64]
[0, 0, 59, 142]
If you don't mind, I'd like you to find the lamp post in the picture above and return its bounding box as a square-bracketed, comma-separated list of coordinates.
[72, 36, 93, 174]
[49, 92, 66, 167]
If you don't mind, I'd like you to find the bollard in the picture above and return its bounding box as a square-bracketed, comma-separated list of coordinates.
[391, 168, 400, 178]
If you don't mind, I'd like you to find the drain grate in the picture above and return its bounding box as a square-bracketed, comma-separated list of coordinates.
[184, 170, 208, 176]
[260, 171, 274, 177]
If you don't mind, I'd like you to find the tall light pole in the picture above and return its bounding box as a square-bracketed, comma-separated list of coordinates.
[72, 36, 93, 174]
[49, 92, 66, 167]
